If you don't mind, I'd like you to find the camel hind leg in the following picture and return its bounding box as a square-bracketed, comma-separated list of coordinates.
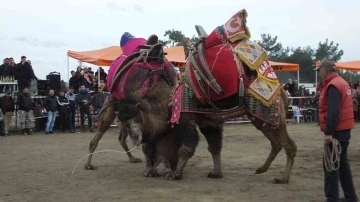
[253, 124, 283, 175]
[271, 124, 297, 184]
[84, 97, 117, 170]
[118, 125, 142, 163]
[250, 110, 297, 184]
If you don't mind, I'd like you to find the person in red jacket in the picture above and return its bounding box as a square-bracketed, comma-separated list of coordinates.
[315, 60, 358, 202]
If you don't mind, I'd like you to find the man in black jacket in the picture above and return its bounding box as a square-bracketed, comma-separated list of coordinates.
[0, 90, 15, 136]
[44, 89, 57, 134]
[76, 85, 93, 132]
[57, 90, 69, 133]
[93, 88, 107, 115]
[14, 56, 37, 91]
[17, 87, 34, 135]
[68, 71, 79, 94]
[66, 87, 76, 133]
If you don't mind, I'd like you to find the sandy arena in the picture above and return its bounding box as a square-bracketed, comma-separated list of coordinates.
[0, 123, 359, 202]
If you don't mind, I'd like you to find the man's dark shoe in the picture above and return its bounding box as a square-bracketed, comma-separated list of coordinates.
[26, 129, 32, 135]
[22, 129, 28, 135]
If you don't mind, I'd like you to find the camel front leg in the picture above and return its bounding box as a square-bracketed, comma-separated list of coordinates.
[118, 126, 142, 163]
[166, 122, 199, 180]
[84, 97, 116, 170]
[142, 142, 157, 177]
[199, 125, 224, 178]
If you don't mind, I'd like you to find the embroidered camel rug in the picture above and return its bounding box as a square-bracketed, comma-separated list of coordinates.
[169, 9, 282, 127]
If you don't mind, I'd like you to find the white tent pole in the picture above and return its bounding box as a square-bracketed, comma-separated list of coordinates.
[297, 70, 299, 83]
[67, 56, 70, 81]
[315, 71, 318, 85]
[98, 66, 100, 89]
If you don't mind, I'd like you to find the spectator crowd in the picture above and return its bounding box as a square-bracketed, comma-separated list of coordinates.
[0, 60, 108, 136]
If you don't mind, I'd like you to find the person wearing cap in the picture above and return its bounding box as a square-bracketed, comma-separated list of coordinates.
[315, 59, 358, 202]
[13, 56, 37, 91]
[0, 90, 15, 136]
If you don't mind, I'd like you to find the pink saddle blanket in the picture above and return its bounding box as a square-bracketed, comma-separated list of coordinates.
[107, 38, 147, 99]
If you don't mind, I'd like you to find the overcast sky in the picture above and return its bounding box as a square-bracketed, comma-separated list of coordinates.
[1, 0, 359, 81]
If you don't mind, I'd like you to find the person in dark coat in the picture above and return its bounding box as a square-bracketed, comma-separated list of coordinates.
[92, 88, 106, 114]
[66, 87, 76, 133]
[0, 58, 15, 92]
[315, 60, 358, 202]
[44, 89, 57, 134]
[68, 71, 79, 94]
[57, 90, 69, 132]
[14, 56, 37, 91]
[0, 58, 14, 77]
[76, 85, 93, 132]
[0, 90, 15, 136]
[0, 109, 4, 136]
[95, 67, 108, 84]
[17, 87, 34, 135]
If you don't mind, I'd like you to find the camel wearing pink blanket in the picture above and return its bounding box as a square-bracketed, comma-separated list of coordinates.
[107, 37, 147, 99]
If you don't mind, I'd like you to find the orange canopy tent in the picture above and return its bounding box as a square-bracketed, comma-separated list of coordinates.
[316, 60, 360, 71]
[335, 60, 360, 71]
[67, 45, 300, 81]
[67, 46, 186, 66]
[67, 46, 186, 81]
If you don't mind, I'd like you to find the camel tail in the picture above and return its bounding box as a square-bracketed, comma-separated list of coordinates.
[279, 87, 289, 110]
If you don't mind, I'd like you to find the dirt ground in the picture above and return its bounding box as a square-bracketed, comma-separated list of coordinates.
[0, 123, 359, 202]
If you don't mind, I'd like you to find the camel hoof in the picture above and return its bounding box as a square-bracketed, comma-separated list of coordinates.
[144, 168, 157, 177]
[207, 171, 223, 178]
[84, 164, 98, 170]
[129, 158, 142, 163]
[255, 167, 268, 174]
[273, 178, 289, 184]
[166, 172, 182, 180]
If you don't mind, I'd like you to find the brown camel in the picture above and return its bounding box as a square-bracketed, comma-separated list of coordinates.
[125, 9, 297, 183]
[84, 34, 178, 172]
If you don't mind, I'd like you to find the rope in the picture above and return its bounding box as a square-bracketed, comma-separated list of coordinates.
[71, 146, 137, 175]
[324, 138, 341, 172]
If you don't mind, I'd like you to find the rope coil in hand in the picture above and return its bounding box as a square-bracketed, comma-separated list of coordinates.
[324, 138, 341, 172]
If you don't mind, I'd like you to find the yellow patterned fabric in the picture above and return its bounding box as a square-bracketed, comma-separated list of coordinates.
[233, 39, 268, 71]
[232, 39, 281, 106]
[247, 77, 281, 106]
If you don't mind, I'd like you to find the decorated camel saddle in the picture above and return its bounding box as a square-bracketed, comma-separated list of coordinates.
[107, 32, 176, 100]
[170, 9, 281, 127]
